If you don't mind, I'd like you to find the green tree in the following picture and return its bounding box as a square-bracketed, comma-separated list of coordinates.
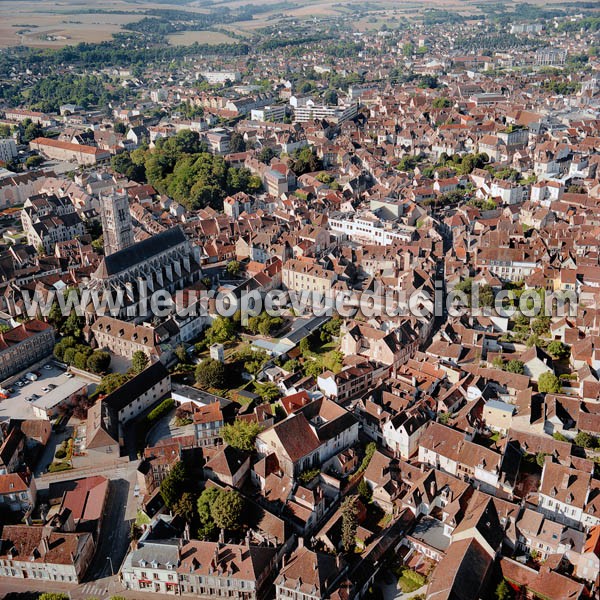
[495, 579, 513, 600]
[299, 337, 311, 356]
[172, 491, 196, 522]
[96, 372, 129, 396]
[48, 300, 65, 329]
[61, 310, 83, 339]
[229, 132, 246, 153]
[197, 487, 220, 540]
[73, 351, 89, 370]
[358, 479, 372, 502]
[63, 347, 76, 365]
[206, 316, 237, 344]
[226, 260, 241, 277]
[438, 412, 451, 425]
[174, 344, 188, 364]
[432, 97, 451, 109]
[26, 155, 44, 168]
[304, 359, 324, 379]
[360, 442, 377, 471]
[258, 147, 276, 163]
[538, 372, 561, 394]
[291, 147, 322, 176]
[254, 381, 279, 403]
[160, 461, 187, 509]
[505, 360, 525, 374]
[39, 595, 70, 600]
[196, 358, 226, 389]
[478, 284, 495, 308]
[536, 452, 547, 468]
[341, 495, 359, 552]
[492, 356, 505, 370]
[211, 489, 244, 531]
[131, 350, 149, 374]
[86, 350, 111, 374]
[22, 120, 45, 142]
[574, 431, 595, 449]
[222, 420, 262, 451]
[547, 341, 570, 359]
[283, 359, 300, 372]
[531, 316, 551, 336]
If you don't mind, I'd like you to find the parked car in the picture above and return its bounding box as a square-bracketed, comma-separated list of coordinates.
[43, 364, 52, 370]
[41, 387, 50, 393]
[25, 372, 38, 382]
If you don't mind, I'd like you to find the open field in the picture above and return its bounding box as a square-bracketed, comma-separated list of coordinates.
[0, 0, 595, 48]
[167, 29, 238, 46]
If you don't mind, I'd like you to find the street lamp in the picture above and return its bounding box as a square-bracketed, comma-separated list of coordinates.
[106, 556, 114, 576]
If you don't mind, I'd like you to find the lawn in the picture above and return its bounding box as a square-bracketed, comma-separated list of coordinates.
[136, 510, 151, 526]
[397, 567, 427, 593]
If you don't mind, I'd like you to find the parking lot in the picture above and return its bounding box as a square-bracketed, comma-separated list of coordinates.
[0, 362, 89, 421]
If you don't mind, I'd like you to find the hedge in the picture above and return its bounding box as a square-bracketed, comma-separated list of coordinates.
[48, 461, 73, 473]
[148, 398, 175, 423]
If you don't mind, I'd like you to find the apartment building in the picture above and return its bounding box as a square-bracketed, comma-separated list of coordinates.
[0, 525, 95, 583]
[281, 259, 336, 295]
[0, 320, 54, 380]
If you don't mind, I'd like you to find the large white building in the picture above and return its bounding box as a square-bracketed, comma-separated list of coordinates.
[328, 212, 415, 245]
[290, 97, 358, 123]
[199, 70, 241, 85]
[250, 105, 286, 122]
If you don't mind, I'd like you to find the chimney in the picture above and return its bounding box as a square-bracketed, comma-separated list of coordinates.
[297, 536, 304, 549]
[40, 536, 49, 555]
[430, 479, 436, 497]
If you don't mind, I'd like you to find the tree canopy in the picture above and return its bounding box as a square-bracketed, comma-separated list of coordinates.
[538, 372, 561, 394]
[222, 420, 262, 451]
[196, 358, 226, 389]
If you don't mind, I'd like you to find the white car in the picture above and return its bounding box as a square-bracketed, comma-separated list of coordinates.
[44, 364, 52, 370]
[41, 387, 50, 393]
[66, 373, 74, 378]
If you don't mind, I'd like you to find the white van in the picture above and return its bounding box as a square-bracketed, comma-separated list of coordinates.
[25, 372, 38, 382]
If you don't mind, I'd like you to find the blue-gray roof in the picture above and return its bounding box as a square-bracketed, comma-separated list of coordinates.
[485, 399, 515, 414]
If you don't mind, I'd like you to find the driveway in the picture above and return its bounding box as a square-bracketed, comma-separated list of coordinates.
[378, 569, 427, 600]
[146, 409, 195, 446]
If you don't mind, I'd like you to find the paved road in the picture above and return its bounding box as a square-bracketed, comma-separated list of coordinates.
[86, 475, 134, 581]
